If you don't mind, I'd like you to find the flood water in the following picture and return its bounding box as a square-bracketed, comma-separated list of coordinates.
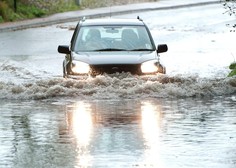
[0, 3, 236, 168]
[1, 97, 236, 168]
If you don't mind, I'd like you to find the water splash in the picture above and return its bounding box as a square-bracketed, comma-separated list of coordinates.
[0, 72, 235, 100]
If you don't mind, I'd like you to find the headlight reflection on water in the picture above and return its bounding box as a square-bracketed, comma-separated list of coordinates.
[65, 101, 166, 167]
[67, 102, 93, 167]
[141, 102, 166, 168]
[72, 102, 93, 146]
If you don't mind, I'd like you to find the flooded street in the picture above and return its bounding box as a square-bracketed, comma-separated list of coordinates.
[1, 2, 236, 168]
[1, 98, 236, 168]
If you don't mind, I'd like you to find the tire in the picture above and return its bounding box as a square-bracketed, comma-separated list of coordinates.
[157, 64, 166, 74]
[63, 61, 67, 78]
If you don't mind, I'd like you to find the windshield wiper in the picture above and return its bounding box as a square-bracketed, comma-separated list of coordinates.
[94, 48, 127, 51]
[129, 49, 154, 51]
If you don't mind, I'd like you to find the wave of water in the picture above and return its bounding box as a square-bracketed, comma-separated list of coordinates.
[1, 62, 235, 100]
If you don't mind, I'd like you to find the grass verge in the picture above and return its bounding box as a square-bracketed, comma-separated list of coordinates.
[0, 1, 80, 23]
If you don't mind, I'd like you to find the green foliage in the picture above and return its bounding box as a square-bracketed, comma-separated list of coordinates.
[49, 2, 81, 14]
[228, 62, 236, 77]
[0, 0, 45, 22]
[228, 69, 236, 77]
[0, 0, 80, 23]
[17, 3, 46, 18]
[0, 1, 21, 22]
[0, 16, 3, 23]
[0, 1, 12, 21]
[229, 62, 236, 69]
[81, 0, 108, 8]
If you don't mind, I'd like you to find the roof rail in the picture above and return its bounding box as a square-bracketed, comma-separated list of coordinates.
[82, 17, 86, 22]
[137, 16, 143, 21]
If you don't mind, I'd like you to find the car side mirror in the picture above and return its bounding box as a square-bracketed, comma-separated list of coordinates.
[58, 45, 70, 54]
[157, 44, 168, 53]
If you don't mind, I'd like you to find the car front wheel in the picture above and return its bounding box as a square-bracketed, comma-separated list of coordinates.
[63, 61, 67, 78]
[157, 64, 166, 74]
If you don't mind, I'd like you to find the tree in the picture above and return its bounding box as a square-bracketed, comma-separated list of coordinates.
[223, 0, 236, 16]
[14, 0, 17, 12]
[75, 0, 81, 5]
[223, 0, 236, 28]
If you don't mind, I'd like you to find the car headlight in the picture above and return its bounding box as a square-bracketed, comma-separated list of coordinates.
[72, 61, 90, 74]
[141, 60, 158, 74]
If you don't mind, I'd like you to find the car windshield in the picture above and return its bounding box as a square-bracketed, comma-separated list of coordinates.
[73, 25, 155, 52]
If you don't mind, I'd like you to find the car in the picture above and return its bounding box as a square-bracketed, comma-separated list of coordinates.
[58, 17, 168, 78]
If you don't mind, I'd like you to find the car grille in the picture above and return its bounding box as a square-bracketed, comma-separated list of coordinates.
[90, 64, 141, 75]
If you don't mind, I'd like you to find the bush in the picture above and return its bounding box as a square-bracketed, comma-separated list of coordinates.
[228, 62, 236, 77]
[0, 0, 80, 22]
[17, 3, 46, 18]
[0, 1, 10, 20]
[0, 1, 46, 22]
[0, 1, 19, 21]
[229, 62, 236, 69]
[0, 16, 3, 23]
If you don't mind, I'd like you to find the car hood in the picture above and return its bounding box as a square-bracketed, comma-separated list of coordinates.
[72, 51, 157, 65]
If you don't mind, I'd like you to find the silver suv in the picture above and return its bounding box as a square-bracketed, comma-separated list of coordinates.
[58, 17, 168, 78]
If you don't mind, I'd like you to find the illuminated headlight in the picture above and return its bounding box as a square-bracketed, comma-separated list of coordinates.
[71, 61, 90, 74]
[141, 60, 158, 74]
